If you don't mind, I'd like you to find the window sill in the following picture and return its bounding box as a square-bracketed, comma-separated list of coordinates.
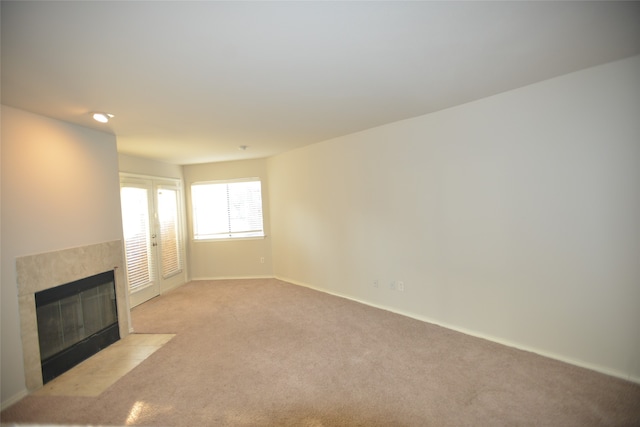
[193, 235, 267, 243]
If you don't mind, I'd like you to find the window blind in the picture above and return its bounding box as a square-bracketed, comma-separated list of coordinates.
[157, 187, 183, 278]
[120, 186, 155, 290]
[191, 179, 264, 240]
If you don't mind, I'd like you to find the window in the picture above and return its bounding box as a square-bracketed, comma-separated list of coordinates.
[191, 178, 264, 240]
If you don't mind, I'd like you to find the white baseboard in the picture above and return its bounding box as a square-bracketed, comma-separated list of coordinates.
[191, 275, 275, 281]
[275, 275, 640, 385]
[1, 389, 28, 411]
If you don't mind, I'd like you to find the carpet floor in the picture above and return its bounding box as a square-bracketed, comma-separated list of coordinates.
[2, 278, 640, 426]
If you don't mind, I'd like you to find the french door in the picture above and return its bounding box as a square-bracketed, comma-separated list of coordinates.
[120, 175, 186, 307]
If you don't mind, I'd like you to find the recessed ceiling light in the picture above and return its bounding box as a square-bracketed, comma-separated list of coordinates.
[92, 112, 114, 123]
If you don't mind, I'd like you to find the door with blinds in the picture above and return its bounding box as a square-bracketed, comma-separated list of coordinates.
[120, 175, 186, 307]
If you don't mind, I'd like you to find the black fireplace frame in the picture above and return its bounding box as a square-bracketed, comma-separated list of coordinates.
[35, 270, 120, 384]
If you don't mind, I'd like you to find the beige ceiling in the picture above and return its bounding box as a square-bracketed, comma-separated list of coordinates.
[2, 1, 640, 165]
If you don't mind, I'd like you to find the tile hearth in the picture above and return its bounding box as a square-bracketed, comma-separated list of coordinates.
[34, 334, 175, 397]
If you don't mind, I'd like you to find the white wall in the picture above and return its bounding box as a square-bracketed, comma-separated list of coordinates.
[268, 55, 640, 381]
[118, 153, 184, 179]
[1, 106, 124, 407]
[183, 159, 273, 279]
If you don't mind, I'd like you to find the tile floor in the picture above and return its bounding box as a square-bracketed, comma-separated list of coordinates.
[34, 334, 175, 397]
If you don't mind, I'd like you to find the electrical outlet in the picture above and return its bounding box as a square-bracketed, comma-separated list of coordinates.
[397, 281, 404, 292]
[260, 257, 265, 264]
[373, 280, 379, 288]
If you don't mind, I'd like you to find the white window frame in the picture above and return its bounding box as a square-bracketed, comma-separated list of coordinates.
[191, 177, 265, 241]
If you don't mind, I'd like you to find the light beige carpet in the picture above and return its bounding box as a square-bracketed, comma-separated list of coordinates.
[2, 278, 640, 426]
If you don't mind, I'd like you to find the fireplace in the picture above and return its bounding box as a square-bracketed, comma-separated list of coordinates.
[16, 240, 131, 392]
[36, 270, 120, 383]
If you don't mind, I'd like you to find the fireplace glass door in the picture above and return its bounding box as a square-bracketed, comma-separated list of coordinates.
[37, 281, 117, 360]
[36, 270, 120, 383]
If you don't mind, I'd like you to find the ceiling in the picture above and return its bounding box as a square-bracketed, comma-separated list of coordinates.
[2, 1, 640, 165]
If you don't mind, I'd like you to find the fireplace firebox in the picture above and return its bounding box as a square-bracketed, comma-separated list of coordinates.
[35, 270, 120, 383]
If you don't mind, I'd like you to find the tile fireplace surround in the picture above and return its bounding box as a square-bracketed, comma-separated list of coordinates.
[16, 240, 131, 392]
